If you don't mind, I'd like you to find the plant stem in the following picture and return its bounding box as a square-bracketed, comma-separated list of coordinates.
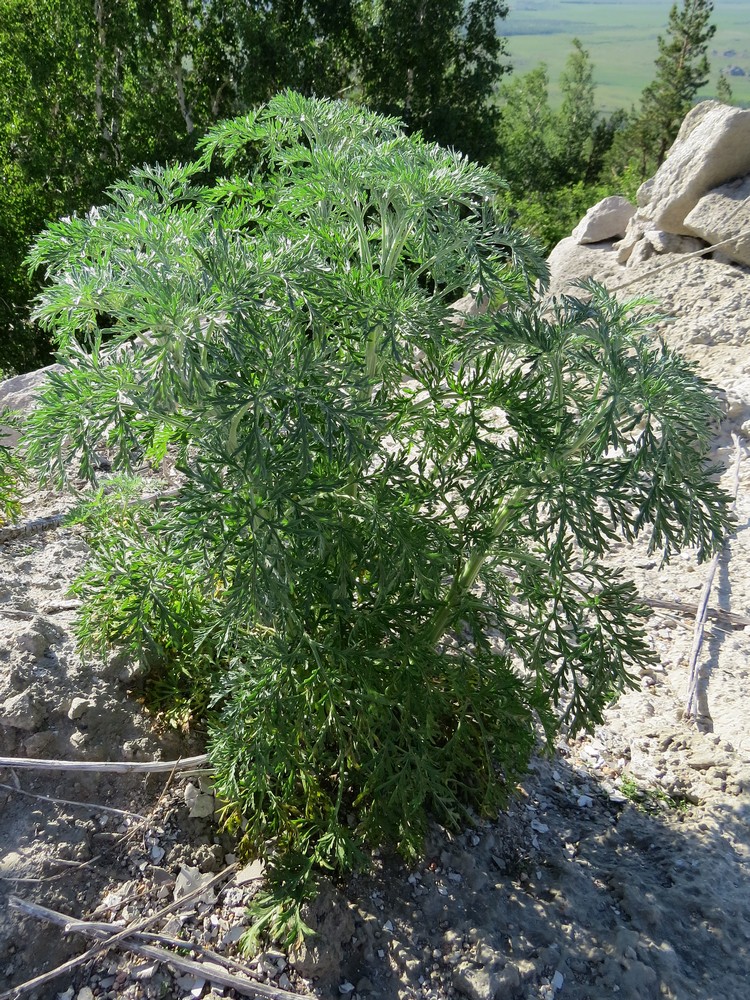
[424, 485, 529, 647]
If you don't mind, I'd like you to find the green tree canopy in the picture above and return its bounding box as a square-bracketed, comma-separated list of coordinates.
[492, 42, 626, 247]
[0, 0, 512, 374]
[637, 0, 717, 167]
[356, 0, 510, 160]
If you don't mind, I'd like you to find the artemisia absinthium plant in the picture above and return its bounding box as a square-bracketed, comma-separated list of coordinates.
[24, 92, 731, 946]
[0, 410, 25, 526]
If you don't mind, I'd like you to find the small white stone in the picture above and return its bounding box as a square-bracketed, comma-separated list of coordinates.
[221, 925, 246, 946]
[67, 697, 90, 721]
[577, 794, 594, 808]
[174, 974, 206, 994]
[184, 782, 200, 808]
[132, 963, 159, 981]
[382, 919, 394, 932]
[552, 970, 565, 991]
[189, 792, 215, 818]
[339, 982, 355, 994]
[236, 859, 266, 885]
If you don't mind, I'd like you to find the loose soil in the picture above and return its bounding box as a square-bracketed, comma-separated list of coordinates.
[2, 244, 749, 1000]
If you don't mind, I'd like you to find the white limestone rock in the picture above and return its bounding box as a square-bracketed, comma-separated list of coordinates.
[643, 229, 707, 256]
[0, 364, 61, 447]
[626, 238, 657, 268]
[615, 214, 648, 265]
[648, 101, 750, 235]
[572, 196, 635, 244]
[684, 175, 750, 266]
[546, 237, 621, 296]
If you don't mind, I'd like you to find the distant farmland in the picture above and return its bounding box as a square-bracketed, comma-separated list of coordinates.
[503, 0, 750, 111]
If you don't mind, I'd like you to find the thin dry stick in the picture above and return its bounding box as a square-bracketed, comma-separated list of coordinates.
[12, 904, 260, 981]
[3, 608, 46, 621]
[608, 229, 750, 294]
[34, 912, 268, 986]
[0, 488, 181, 544]
[0, 864, 239, 1000]
[685, 433, 744, 720]
[9, 897, 303, 1000]
[0, 512, 66, 543]
[115, 753, 193, 854]
[41, 599, 83, 614]
[0, 780, 146, 820]
[643, 597, 750, 631]
[0, 753, 209, 773]
[0, 856, 102, 885]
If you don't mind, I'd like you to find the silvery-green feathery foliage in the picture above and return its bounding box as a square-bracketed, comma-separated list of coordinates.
[25, 91, 731, 946]
[0, 412, 25, 526]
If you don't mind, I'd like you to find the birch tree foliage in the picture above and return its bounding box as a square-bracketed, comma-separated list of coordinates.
[355, 0, 510, 160]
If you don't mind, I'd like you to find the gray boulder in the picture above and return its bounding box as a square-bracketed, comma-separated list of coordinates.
[546, 237, 621, 296]
[571, 196, 635, 244]
[615, 214, 648, 265]
[449, 287, 489, 327]
[684, 175, 750, 267]
[647, 101, 750, 235]
[643, 229, 707, 256]
[0, 364, 60, 447]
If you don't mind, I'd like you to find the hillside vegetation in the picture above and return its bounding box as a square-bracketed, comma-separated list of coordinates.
[506, 0, 750, 110]
[0, 0, 739, 373]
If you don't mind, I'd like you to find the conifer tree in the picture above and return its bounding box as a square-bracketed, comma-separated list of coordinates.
[557, 38, 598, 184]
[715, 72, 734, 104]
[638, 0, 717, 167]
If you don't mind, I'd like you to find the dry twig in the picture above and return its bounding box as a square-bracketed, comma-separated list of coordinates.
[11, 900, 282, 990]
[0, 487, 181, 544]
[6, 883, 306, 1000]
[643, 597, 750, 631]
[0, 780, 146, 820]
[0, 864, 238, 1000]
[0, 513, 66, 543]
[0, 753, 209, 773]
[0, 855, 102, 885]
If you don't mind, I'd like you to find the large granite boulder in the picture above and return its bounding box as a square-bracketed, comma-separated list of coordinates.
[0, 365, 60, 448]
[684, 175, 750, 267]
[643, 101, 750, 235]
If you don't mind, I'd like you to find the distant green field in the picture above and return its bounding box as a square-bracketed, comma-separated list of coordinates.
[503, 0, 750, 111]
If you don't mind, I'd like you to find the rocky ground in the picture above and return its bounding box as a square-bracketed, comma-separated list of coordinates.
[2, 241, 750, 1000]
